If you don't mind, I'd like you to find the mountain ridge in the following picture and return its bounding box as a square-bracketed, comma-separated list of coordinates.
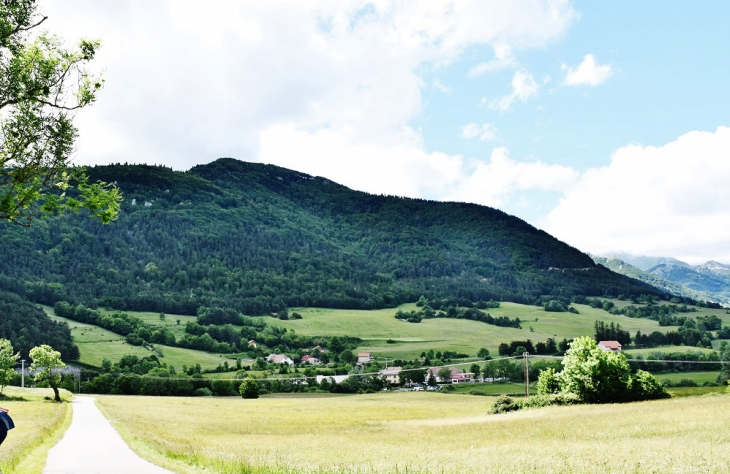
[0, 158, 666, 315]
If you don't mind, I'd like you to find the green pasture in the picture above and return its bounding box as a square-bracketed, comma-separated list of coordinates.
[666, 386, 728, 397]
[625, 346, 718, 356]
[269, 302, 676, 359]
[652, 371, 721, 384]
[47, 312, 227, 370]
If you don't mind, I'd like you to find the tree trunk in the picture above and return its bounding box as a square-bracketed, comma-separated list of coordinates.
[52, 386, 61, 402]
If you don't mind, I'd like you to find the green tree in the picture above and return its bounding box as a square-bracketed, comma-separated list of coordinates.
[239, 379, 259, 399]
[469, 363, 481, 379]
[30, 344, 65, 402]
[437, 367, 452, 383]
[546, 336, 668, 404]
[535, 367, 561, 395]
[0, 338, 19, 395]
[0, 0, 120, 226]
[477, 347, 490, 359]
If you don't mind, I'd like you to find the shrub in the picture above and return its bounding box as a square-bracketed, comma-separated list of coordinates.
[194, 388, 213, 396]
[536, 367, 561, 395]
[240, 379, 260, 399]
[489, 395, 519, 414]
[626, 370, 670, 401]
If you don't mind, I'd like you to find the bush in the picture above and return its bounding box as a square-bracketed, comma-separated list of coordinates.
[239, 379, 259, 399]
[193, 388, 213, 396]
[626, 370, 671, 401]
[518, 393, 581, 410]
[489, 395, 519, 414]
[467, 390, 487, 396]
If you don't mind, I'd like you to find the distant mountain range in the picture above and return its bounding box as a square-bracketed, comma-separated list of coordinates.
[593, 253, 730, 306]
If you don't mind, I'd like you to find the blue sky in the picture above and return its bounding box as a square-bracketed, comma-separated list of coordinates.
[46, 1, 730, 263]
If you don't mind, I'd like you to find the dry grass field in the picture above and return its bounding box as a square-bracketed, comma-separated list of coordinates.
[0, 387, 72, 474]
[97, 391, 730, 474]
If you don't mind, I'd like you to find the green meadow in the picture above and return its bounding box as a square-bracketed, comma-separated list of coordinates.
[43, 300, 728, 367]
[46, 311, 229, 370]
[267, 302, 677, 359]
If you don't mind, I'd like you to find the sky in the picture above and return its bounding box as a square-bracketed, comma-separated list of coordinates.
[41, 1, 730, 265]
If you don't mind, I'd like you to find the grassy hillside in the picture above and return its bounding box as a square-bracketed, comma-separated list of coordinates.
[0, 159, 665, 319]
[45, 311, 228, 370]
[97, 392, 730, 473]
[48, 299, 721, 367]
[270, 302, 675, 359]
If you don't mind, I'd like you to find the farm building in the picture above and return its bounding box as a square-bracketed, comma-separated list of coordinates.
[598, 341, 622, 352]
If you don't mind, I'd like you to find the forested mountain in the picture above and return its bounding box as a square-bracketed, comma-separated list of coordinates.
[0, 159, 664, 316]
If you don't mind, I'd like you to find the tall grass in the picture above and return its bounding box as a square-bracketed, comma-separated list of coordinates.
[97, 391, 730, 473]
[0, 387, 72, 474]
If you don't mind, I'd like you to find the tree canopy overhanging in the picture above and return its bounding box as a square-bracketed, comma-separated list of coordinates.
[0, 0, 120, 226]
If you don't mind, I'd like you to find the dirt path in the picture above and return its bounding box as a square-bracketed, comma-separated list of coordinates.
[43, 396, 174, 474]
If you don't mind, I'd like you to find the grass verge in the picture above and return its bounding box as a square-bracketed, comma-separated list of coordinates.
[0, 387, 72, 474]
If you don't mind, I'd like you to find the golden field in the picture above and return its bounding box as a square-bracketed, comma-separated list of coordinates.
[96, 391, 730, 474]
[0, 387, 72, 474]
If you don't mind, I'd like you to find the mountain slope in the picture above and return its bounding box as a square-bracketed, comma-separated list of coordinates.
[594, 254, 730, 305]
[0, 158, 664, 315]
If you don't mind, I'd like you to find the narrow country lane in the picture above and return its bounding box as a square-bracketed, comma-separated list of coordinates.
[43, 396, 174, 474]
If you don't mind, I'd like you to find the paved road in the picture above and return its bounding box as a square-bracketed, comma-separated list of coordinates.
[44, 396, 174, 474]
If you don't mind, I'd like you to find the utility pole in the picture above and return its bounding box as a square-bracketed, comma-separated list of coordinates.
[523, 352, 529, 398]
[21, 359, 25, 388]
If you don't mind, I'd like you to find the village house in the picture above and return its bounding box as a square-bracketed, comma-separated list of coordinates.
[248, 340, 258, 348]
[266, 354, 294, 365]
[425, 366, 475, 384]
[380, 366, 402, 385]
[300, 355, 321, 365]
[598, 341, 622, 352]
[357, 352, 373, 364]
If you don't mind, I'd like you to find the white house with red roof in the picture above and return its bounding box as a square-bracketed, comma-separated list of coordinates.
[426, 366, 475, 384]
[598, 341, 622, 352]
[357, 352, 373, 363]
[300, 355, 321, 365]
[266, 354, 294, 365]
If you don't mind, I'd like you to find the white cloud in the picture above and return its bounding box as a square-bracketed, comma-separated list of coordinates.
[38, 1, 576, 175]
[542, 127, 730, 264]
[489, 71, 540, 111]
[443, 147, 580, 208]
[468, 44, 516, 77]
[462, 122, 498, 141]
[561, 54, 613, 86]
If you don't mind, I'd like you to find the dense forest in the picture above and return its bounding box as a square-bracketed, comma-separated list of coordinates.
[0, 291, 78, 359]
[0, 158, 665, 316]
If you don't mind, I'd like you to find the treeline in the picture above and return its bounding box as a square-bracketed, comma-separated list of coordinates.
[626, 351, 723, 373]
[0, 291, 78, 359]
[78, 354, 387, 396]
[395, 296, 520, 328]
[497, 339, 569, 356]
[0, 159, 667, 317]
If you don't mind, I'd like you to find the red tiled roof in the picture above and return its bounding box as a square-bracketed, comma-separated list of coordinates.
[599, 340, 622, 349]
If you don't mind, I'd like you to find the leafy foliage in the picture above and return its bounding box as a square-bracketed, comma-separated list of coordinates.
[0, 338, 19, 395]
[29, 344, 65, 401]
[0, 0, 120, 226]
[536, 337, 669, 405]
[0, 159, 665, 315]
